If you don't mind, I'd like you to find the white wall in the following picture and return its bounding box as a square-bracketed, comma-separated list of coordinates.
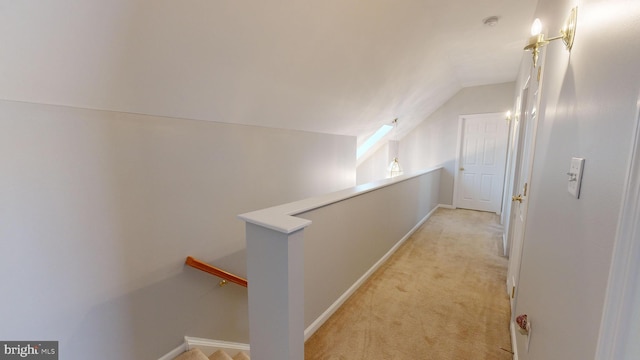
[0, 100, 355, 360]
[356, 142, 390, 184]
[512, 0, 640, 359]
[0, 0, 482, 138]
[625, 281, 640, 356]
[300, 169, 440, 329]
[239, 168, 440, 359]
[396, 82, 515, 204]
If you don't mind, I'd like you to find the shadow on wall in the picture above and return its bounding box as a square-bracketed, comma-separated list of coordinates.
[66, 250, 249, 360]
[439, 159, 455, 205]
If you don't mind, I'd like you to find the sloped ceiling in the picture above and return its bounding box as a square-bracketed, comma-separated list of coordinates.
[0, 0, 537, 142]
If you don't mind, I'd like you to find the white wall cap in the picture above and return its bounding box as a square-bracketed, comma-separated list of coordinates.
[238, 167, 442, 234]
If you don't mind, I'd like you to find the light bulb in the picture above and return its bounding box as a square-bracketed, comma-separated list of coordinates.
[531, 18, 542, 36]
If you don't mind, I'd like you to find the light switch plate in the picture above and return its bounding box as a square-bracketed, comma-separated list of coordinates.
[567, 157, 585, 198]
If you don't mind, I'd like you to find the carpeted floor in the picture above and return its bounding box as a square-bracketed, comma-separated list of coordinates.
[304, 208, 512, 360]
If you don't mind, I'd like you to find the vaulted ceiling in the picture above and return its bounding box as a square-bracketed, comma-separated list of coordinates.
[0, 0, 538, 143]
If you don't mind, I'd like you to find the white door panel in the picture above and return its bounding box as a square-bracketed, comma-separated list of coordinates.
[506, 55, 543, 317]
[455, 113, 508, 213]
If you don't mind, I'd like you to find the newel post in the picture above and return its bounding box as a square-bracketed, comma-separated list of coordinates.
[239, 212, 311, 360]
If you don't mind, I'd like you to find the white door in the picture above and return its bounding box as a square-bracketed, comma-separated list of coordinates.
[505, 84, 530, 310]
[506, 60, 542, 313]
[455, 113, 508, 213]
[500, 94, 525, 256]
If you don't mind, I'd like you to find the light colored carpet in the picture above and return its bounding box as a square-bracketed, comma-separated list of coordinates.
[208, 350, 233, 360]
[304, 208, 512, 359]
[230, 351, 250, 360]
[173, 349, 209, 360]
[172, 348, 250, 360]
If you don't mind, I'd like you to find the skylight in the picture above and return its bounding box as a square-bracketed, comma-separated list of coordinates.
[356, 124, 393, 159]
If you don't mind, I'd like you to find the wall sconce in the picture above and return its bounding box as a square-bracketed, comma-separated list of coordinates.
[524, 7, 578, 67]
[506, 110, 512, 122]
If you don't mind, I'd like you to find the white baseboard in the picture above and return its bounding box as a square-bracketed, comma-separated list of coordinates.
[304, 205, 440, 341]
[510, 322, 519, 360]
[437, 204, 455, 209]
[158, 343, 187, 360]
[503, 233, 508, 257]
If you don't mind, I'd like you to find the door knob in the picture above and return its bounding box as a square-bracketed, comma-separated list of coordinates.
[512, 194, 523, 203]
[459, 167, 465, 171]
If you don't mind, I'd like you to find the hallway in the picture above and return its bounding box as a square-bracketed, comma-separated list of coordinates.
[305, 208, 512, 359]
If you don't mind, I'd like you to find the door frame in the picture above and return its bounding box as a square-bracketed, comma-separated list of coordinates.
[452, 112, 509, 213]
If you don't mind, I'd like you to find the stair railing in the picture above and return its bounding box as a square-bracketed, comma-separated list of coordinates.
[185, 256, 248, 287]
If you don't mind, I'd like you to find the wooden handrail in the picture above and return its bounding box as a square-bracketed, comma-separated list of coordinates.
[185, 256, 248, 287]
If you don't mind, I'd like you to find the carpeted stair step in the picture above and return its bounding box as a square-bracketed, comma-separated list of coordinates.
[172, 348, 250, 360]
[226, 351, 249, 360]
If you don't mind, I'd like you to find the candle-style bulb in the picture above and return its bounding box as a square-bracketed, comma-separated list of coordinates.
[531, 18, 542, 36]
